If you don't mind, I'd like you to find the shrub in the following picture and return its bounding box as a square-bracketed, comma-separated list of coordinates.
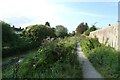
[23, 24, 56, 47]
[3, 37, 82, 78]
[80, 37, 120, 78]
[2, 21, 15, 47]
[88, 46, 119, 78]
[80, 37, 101, 56]
[84, 25, 97, 36]
[2, 42, 32, 58]
[55, 25, 68, 38]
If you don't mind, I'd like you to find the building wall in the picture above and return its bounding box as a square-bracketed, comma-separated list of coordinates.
[15, 31, 22, 34]
[89, 24, 120, 51]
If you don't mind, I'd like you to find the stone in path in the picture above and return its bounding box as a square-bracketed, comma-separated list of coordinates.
[77, 42, 104, 80]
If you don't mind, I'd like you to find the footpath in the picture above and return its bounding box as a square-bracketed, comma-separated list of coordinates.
[77, 42, 104, 80]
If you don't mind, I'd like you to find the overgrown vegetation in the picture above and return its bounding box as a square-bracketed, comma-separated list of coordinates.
[2, 21, 32, 58]
[80, 37, 120, 79]
[80, 37, 101, 56]
[22, 24, 56, 47]
[84, 25, 97, 36]
[2, 21, 17, 47]
[55, 25, 68, 38]
[2, 19, 119, 79]
[88, 46, 119, 79]
[2, 21, 69, 58]
[76, 22, 88, 34]
[2, 37, 82, 78]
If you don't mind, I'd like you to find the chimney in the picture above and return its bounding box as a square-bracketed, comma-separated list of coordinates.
[13, 25, 15, 28]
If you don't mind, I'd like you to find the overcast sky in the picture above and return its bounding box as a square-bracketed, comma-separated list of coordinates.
[0, 0, 118, 32]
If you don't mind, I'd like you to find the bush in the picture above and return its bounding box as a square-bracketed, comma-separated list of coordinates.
[23, 24, 56, 47]
[2, 41, 32, 58]
[2, 21, 33, 58]
[2, 22, 56, 58]
[55, 25, 68, 38]
[80, 37, 120, 78]
[88, 46, 119, 78]
[2, 21, 19, 47]
[84, 25, 97, 36]
[80, 37, 101, 56]
[3, 37, 82, 78]
[84, 30, 90, 36]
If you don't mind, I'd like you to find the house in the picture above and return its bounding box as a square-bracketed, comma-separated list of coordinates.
[11, 26, 24, 34]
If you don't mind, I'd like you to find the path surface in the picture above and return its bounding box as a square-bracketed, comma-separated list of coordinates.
[77, 42, 104, 79]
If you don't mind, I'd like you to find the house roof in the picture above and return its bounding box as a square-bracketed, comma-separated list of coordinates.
[11, 27, 24, 31]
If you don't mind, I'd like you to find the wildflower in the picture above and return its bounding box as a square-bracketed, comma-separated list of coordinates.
[33, 64, 36, 67]
[18, 59, 23, 63]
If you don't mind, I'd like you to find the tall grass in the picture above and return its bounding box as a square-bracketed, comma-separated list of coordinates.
[80, 37, 120, 79]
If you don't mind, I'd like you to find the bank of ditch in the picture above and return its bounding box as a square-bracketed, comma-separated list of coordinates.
[80, 37, 120, 79]
[2, 37, 83, 78]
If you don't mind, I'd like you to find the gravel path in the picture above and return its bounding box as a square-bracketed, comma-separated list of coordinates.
[77, 42, 104, 79]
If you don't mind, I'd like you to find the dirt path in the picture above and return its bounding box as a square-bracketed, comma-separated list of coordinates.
[77, 42, 104, 79]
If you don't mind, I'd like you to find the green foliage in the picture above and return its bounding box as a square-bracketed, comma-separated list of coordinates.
[84, 25, 97, 36]
[80, 37, 101, 56]
[55, 25, 68, 38]
[72, 31, 75, 36]
[80, 37, 120, 78]
[2, 42, 32, 58]
[76, 22, 88, 34]
[45, 21, 50, 27]
[68, 31, 76, 37]
[3, 37, 82, 78]
[2, 21, 33, 58]
[84, 30, 90, 36]
[23, 24, 56, 47]
[88, 46, 119, 78]
[2, 21, 17, 47]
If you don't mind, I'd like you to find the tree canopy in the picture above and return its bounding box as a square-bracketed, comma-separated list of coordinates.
[2, 21, 18, 47]
[76, 22, 88, 34]
[23, 24, 56, 46]
[45, 22, 50, 27]
[84, 25, 97, 36]
[55, 25, 68, 38]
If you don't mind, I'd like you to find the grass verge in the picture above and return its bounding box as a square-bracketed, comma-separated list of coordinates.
[80, 37, 120, 79]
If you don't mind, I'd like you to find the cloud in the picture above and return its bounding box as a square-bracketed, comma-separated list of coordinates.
[0, 0, 117, 32]
[0, 0, 63, 27]
[48, 0, 119, 2]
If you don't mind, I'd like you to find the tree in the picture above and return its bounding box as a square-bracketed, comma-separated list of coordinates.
[55, 25, 68, 38]
[85, 23, 89, 31]
[90, 25, 97, 31]
[76, 22, 88, 34]
[2, 21, 18, 47]
[76, 22, 84, 34]
[84, 25, 97, 36]
[45, 22, 50, 27]
[72, 31, 75, 36]
[23, 24, 55, 47]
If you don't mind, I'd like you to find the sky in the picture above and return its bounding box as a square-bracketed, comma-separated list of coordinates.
[0, 0, 119, 32]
